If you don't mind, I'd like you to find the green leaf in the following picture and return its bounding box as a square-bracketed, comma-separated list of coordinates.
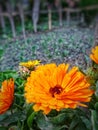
[25, 104, 34, 118]
[0, 127, 7, 130]
[36, 112, 68, 130]
[95, 102, 98, 111]
[0, 114, 9, 122]
[50, 113, 69, 125]
[91, 110, 98, 130]
[53, 125, 68, 130]
[62, 50, 69, 57]
[80, 116, 91, 130]
[0, 111, 26, 126]
[36, 112, 54, 130]
[69, 116, 79, 130]
[69, 109, 91, 130]
[0, 71, 18, 86]
[27, 111, 37, 128]
[0, 49, 4, 59]
[74, 121, 88, 130]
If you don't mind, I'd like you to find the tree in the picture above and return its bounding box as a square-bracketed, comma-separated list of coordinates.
[32, 0, 40, 32]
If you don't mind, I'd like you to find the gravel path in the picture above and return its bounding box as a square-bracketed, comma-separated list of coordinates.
[0, 25, 94, 71]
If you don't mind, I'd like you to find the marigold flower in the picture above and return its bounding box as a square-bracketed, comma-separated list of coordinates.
[90, 46, 98, 64]
[0, 79, 14, 114]
[24, 63, 94, 114]
[19, 60, 40, 69]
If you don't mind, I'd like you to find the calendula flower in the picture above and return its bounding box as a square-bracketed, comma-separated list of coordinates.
[19, 60, 40, 69]
[24, 63, 94, 114]
[90, 46, 98, 64]
[0, 79, 14, 114]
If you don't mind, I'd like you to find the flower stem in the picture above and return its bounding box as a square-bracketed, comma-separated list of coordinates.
[14, 103, 23, 110]
[11, 107, 13, 115]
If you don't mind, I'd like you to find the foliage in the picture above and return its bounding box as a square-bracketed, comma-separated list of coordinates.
[80, 0, 98, 7]
[0, 48, 4, 60]
[0, 0, 98, 38]
[0, 45, 98, 130]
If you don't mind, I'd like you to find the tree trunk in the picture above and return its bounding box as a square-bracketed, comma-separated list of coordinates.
[17, 3, 26, 40]
[6, 2, 16, 37]
[32, 0, 40, 33]
[66, 9, 70, 26]
[22, 0, 29, 10]
[48, 6, 52, 30]
[55, 0, 63, 26]
[0, 4, 5, 32]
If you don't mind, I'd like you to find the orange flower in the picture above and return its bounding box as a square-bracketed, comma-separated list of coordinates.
[90, 46, 98, 64]
[24, 63, 94, 114]
[0, 79, 14, 114]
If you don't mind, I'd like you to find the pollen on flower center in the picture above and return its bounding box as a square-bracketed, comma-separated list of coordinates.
[49, 85, 63, 97]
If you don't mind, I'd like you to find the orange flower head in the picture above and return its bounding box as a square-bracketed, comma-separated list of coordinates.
[19, 60, 40, 69]
[0, 79, 14, 114]
[90, 46, 98, 64]
[24, 63, 94, 114]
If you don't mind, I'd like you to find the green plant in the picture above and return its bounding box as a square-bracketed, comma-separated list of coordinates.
[0, 45, 98, 130]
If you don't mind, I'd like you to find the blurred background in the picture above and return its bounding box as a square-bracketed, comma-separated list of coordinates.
[0, 0, 98, 37]
[0, 0, 98, 71]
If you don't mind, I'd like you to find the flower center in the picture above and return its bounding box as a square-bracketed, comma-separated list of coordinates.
[49, 85, 62, 97]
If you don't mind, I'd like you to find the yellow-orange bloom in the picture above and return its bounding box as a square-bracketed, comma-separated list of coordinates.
[24, 63, 94, 114]
[19, 60, 40, 69]
[0, 79, 14, 114]
[90, 46, 98, 64]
